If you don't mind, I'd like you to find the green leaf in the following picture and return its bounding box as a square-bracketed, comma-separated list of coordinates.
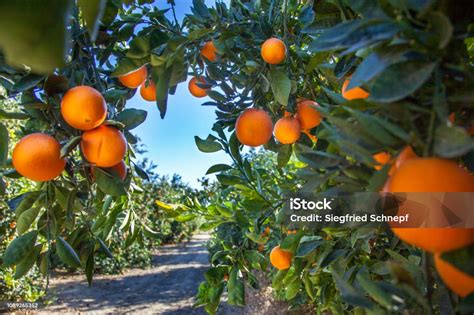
[357, 274, 395, 309]
[111, 58, 147, 77]
[369, 61, 436, 103]
[152, 66, 172, 119]
[277, 144, 292, 168]
[17, 207, 40, 235]
[85, 252, 94, 286]
[206, 164, 232, 174]
[434, 126, 474, 158]
[296, 236, 324, 257]
[195, 136, 223, 153]
[0, 122, 8, 167]
[227, 267, 245, 306]
[14, 244, 41, 279]
[56, 236, 81, 268]
[0, 109, 30, 120]
[285, 279, 300, 300]
[331, 270, 374, 308]
[216, 174, 246, 186]
[12, 74, 45, 92]
[269, 68, 291, 106]
[2, 231, 38, 267]
[116, 108, 148, 130]
[94, 167, 128, 196]
[60, 136, 82, 158]
[97, 238, 114, 258]
[0, 0, 73, 73]
[78, 0, 107, 41]
[294, 144, 343, 169]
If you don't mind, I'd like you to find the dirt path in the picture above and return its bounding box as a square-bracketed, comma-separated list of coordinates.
[42, 233, 241, 314]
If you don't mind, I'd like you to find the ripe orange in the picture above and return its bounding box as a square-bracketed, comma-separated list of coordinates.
[235, 108, 273, 147]
[201, 41, 218, 62]
[9, 222, 16, 229]
[188, 77, 209, 98]
[434, 254, 474, 297]
[287, 230, 297, 235]
[448, 112, 455, 124]
[12, 133, 66, 182]
[263, 226, 270, 236]
[223, 273, 229, 281]
[270, 245, 293, 270]
[61, 86, 107, 131]
[261, 38, 286, 64]
[389, 158, 474, 253]
[81, 125, 127, 167]
[342, 78, 369, 100]
[373, 152, 391, 171]
[274, 117, 301, 144]
[140, 81, 156, 101]
[296, 100, 322, 130]
[118, 66, 147, 88]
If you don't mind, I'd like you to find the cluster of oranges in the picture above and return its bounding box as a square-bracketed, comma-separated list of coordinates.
[13, 85, 128, 182]
[119, 65, 157, 102]
[374, 147, 474, 297]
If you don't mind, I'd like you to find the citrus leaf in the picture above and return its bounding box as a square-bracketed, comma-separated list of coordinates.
[116, 108, 148, 130]
[195, 136, 223, 153]
[434, 126, 474, 158]
[269, 68, 291, 106]
[2, 231, 38, 267]
[206, 164, 232, 174]
[369, 61, 436, 103]
[56, 236, 81, 268]
[17, 207, 40, 235]
[60, 136, 82, 158]
[0, 122, 8, 167]
[227, 267, 245, 306]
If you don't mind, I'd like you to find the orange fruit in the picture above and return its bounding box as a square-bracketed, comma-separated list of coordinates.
[9, 222, 16, 229]
[373, 152, 391, 171]
[81, 125, 127, 167]
[389, 158, 474, 253]
[270, 245, 293, 270]
[201, 41, 218, 62]
[296, 100, 322, 130]
[258, 244, 265, 252]
[188, 77, 209, 98]
[448, 112, 455, 124]
[434, 253, 474, 297]
[235, 108, 273, 147]
[342, 78, 369, 100]
[118, 66, 147, 88]
[61, 86, 107, 131]
[223, 273, 229, 281]
[12, 133, 66, 182]
[261, 38, 286, 64]
[263, 226, 270, 236]
[274, 117, 301, 144]
[140, 81, 156, 101]
[287, 230, 297, 235]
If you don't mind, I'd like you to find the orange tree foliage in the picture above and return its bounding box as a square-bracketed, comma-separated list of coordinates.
[0, 0, 474, 314]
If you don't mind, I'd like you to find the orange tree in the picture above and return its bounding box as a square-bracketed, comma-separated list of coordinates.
[1, 0, 474, 313]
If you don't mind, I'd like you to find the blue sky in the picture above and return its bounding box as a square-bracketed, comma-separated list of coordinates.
[130, 0, 231, 187]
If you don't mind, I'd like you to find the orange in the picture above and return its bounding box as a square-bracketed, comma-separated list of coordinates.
[261, 38, 286, 64]
[223, 273, 229, 281]
[12, 133, 66, 182]
[263, 226, 270, 236]
[9, 222, 16, 229]
[373, 152, 391, 171]
[188, 77, 209, 98]
[118, 66, 147, 88]
[61, 86, 107, 131]
[81, 125, 127, 167]
[140, 81, 156, 101]
[235, 108, 273, 147]
[201, 41, 218, 62]
[448, 112, 455, 124]
[258, 244, 265, 252]
[296, 100, 322, 130]
[342, 78, 370, 100]
[274, 117, 301, 144]
[270, 245, 293, 270]
[287, 230, 297, 235]
[389, 158, 474, 253]
[434, 253, 474, 297]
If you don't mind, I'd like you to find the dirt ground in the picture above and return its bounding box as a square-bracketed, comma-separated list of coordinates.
[40, 233, 243, 315]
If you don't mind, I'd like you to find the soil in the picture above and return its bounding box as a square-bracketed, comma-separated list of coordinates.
[40, 233, 242, 315]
